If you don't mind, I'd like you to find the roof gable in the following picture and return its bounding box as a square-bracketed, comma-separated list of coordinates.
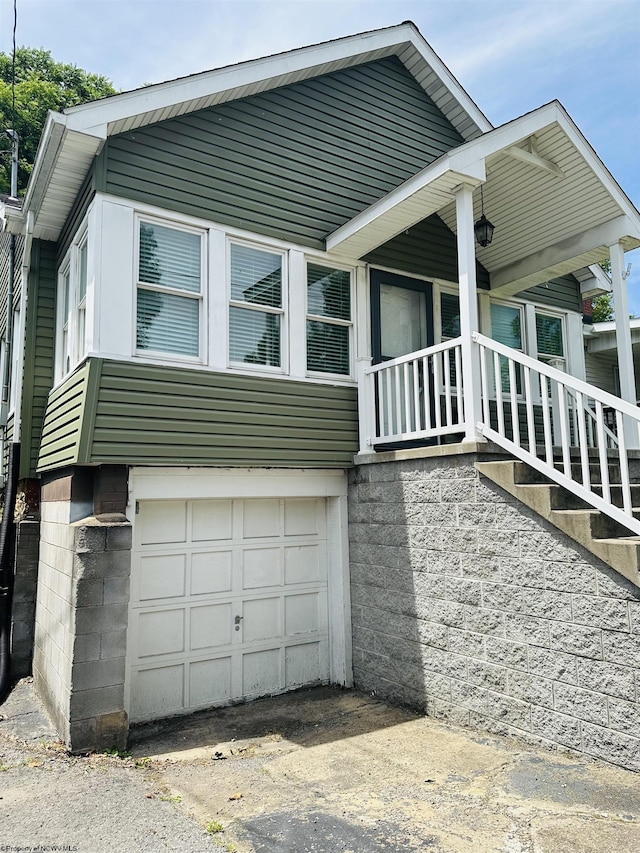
[65, 23, 491, 142]
[102, 57, 465, 247]
[3, 22, 493, 240]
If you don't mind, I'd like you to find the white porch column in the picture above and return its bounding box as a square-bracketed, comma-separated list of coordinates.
[609, 241, 636, 404]
[454, 183, 484, 443]
[355, 264, 374, 454]
[609, 241, 638, 449]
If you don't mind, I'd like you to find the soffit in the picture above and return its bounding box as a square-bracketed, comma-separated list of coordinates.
[437, 121, 625, 271]
[31, 131, 102, 241]
[326, 105, 640, 291]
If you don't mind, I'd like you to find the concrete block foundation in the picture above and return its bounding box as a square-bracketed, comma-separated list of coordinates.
[33, 479, 132, 752]
[348, 450, 640, 772]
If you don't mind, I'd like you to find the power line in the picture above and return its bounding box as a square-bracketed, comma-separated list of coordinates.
[11, 0, 17, 129]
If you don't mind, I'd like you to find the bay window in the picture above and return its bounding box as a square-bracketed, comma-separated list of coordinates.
[306, 263, 352, 376]
[136, 220, 204, 359]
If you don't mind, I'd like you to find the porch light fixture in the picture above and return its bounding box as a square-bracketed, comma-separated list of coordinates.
[474, 185, 495, 248]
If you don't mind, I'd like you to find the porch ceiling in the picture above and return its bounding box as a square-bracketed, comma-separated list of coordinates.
[326, 102, 640, 295]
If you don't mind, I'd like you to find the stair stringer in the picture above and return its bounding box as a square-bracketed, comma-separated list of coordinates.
[476, 459, 640, 588]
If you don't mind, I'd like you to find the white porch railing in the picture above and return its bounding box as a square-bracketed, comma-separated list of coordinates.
[474, 332, 640, 536]
[362, 338, 464, 446]
[358, 333, 640, 536]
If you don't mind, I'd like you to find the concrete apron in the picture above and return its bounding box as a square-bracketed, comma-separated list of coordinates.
[129, 686, 640, 853]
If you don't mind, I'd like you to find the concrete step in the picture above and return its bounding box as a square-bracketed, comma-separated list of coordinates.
[476, 459, 640, 587]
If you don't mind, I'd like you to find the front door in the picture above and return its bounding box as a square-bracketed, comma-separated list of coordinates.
[370, 270, 433, 364]
[370, 270, 435, 445]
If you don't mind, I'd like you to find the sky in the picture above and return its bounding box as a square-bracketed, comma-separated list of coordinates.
[1, 0, 639, 309]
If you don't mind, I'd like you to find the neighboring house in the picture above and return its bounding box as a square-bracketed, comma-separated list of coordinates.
[586, 317, 640, 402]
[2, 23, 640, 770]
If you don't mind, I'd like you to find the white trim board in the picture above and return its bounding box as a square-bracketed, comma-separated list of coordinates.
[128, 467, 349, 502]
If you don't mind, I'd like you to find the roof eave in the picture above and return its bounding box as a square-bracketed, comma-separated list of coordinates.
[325, 102, 640, 285]
[61, 23, 492, 140]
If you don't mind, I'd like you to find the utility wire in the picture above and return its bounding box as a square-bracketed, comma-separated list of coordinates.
[11, 0, 17, 128]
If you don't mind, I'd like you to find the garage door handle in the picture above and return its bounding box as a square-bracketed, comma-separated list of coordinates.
[234, 615, 243, 625]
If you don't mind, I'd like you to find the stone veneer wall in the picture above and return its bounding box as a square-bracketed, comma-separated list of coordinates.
[348, 451, 640, 772]
[33, 491, 132, 752]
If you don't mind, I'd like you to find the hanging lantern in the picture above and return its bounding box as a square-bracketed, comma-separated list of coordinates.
[474, 185, 495, 247]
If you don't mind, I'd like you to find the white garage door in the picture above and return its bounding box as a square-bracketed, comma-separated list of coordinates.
[128, 496, 329, 721]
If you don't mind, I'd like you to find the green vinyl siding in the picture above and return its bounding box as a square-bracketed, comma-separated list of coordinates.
[37, 359, 358, 471]
[57, 168, 95, 265]
[0, 232, 25, 334]
[37, 362, 91, 472]
[102, 57, 464, 249]
[364, 214, 490, 289]
[523, 274, 582, 313]
[21, 240, 57, 478]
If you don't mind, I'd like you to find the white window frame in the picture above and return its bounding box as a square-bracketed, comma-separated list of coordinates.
[227, 237, 288, 374]
[55, 227, 89, 383]
[134, 215, 207, 364]
[437, 285, 461, 344]
[305, 259, 354, 380]
[533, 307, 566, 369]
[489, 298, 526, 398]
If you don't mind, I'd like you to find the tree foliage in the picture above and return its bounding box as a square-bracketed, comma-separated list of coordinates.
[590, 258, 613, 322]
[591, 292, 614, 323]
[0, 47, 116, 194]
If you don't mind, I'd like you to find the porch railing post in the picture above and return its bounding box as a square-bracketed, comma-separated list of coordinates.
[454, 182, 484, 443]
[357, 356, 374, 454]
[609, 240, 639, 449]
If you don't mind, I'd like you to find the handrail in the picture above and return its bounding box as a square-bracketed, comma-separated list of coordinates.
[474, 332, 640, 536]
[474, 332, 640, 421]
[361, 338, 464, 447]
[365, 337, 463, 374]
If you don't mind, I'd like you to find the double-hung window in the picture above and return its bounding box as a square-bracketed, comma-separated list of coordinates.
[228, 242, 285, 368]
[136, 220, 204, 359]
[56, 230, 89, 381]
[535, 311, 565, 369]
[491, 302, 524, 393]
[306, 263, 352, 376]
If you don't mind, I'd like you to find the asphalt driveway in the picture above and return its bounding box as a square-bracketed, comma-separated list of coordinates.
[1, 679, 639, 852]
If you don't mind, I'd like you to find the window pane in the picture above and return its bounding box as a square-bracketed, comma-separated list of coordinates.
[79, 241, 88, 301]
[230, 244, 281, 307]
[137, 290, 199, 356]
[307, 320, 349, 374]
[380, 285, 426, 359]
[307, 265, 350, 320]
[139, 222, 201, 293]
[229, 306, 281, 366]
[441, 293, 460, 339]
[77, 307, 86, 358]
[491, 304, 522, 348]
[536, 314, 564, 358]
[491, 304, 522, 393]
[62, 270, 70, 318]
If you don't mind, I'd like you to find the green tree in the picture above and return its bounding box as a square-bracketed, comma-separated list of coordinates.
[591, 259, 614, 322]
[0, 47, 116, 194]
